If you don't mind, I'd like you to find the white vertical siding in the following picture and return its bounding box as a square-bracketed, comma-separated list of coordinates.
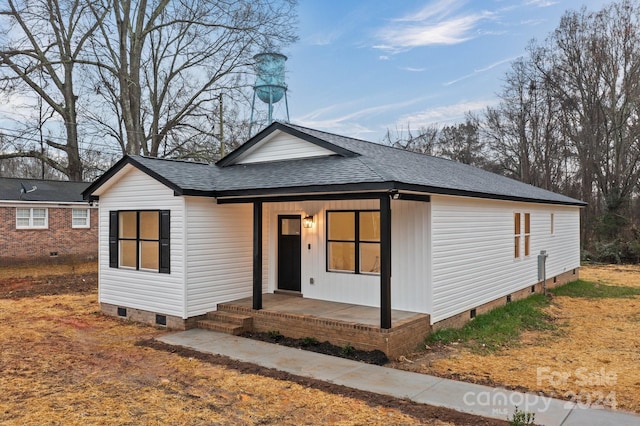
[430, 195, 580, 323]
[97, 167, 186, 317]
[236, 132, 334, 164]
[391, 200, 432, 313]
[184, 198, 254, 316]
[263, 199, 432, 313]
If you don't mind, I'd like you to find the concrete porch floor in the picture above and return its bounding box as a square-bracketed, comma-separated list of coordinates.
[223, 293, 424, 327]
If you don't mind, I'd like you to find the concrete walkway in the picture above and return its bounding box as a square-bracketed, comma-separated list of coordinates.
[158, 329, 640, 426]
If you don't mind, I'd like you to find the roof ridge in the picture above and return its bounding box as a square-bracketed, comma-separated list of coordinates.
[137, 155, 212, 166]
[0, 176, 89, 184]
[284, 122, 464, 163]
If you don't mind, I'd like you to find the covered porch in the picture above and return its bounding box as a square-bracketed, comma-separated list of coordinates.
[216, 190, 431, 330]
[201, 293, 431, 357]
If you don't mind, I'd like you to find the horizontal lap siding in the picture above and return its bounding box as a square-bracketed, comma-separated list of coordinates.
[430, 195, 580, 323]
[98, 168, 185, 317]
[540, 207, 581, 278]
[185, 198, 253, 316]
[265, 199, 431, 313]
[237, 133, 333, 164]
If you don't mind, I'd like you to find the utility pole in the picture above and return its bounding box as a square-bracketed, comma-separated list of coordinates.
[219, 93, 225, 158]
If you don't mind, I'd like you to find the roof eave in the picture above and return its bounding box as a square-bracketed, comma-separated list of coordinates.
[213, 181, 586, 207]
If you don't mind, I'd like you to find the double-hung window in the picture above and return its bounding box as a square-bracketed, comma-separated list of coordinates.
[109, 210, 170, 273]
[327, 210, 380, 274]
[16, 207, 48, 229]
[72, 208, 90, 228]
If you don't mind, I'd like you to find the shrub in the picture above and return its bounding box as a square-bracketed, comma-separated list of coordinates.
[267, 330, 282, 341]
[508, 406, 535, 426]
[341, 344, 355, 357]
[301, 337, 319, 347]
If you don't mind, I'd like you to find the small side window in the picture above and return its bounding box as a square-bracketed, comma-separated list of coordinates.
[524, 213, 530, 257]
[16, 207, 48, 229]
[72, 208, 90, 228]
[514, 213, 521, 258]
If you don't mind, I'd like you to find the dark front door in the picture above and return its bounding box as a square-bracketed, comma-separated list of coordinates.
[278, 215, 301, 292]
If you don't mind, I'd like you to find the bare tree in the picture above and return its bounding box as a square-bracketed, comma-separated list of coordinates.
[384, 123, 439, 155]
[0, 0, 106, 180]
[438, 114, 488, 168]
[535, 1, 640, 241]
[484, 57, 568, 192]
[86, 0, 297, 157]
[0, 0, 297, 179]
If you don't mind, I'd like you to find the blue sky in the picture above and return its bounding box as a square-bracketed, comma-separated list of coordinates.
[281, 0, 611, 142]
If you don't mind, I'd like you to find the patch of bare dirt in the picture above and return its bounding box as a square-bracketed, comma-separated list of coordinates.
[0, 261, 97, 280]
[241, 331, 390, 365]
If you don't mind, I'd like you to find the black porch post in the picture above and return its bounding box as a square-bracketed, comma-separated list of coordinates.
[380, 194, 392, 329]
[253, 201, 263, 310]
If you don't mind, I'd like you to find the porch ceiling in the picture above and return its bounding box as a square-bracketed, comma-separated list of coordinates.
[225, 293, 423, 327]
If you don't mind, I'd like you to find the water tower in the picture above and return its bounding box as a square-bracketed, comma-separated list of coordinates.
[249, 52, 290, 134]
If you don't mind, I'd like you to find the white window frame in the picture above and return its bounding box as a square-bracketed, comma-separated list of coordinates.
[72, 208, 90, 228]
[16, 207, 48, 229]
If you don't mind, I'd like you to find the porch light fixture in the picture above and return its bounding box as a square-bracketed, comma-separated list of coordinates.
[303, 215, 314, 228]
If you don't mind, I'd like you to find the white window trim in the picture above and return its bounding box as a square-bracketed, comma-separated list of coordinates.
[72, 208, 90, 229]
[16, 207, 49, 229]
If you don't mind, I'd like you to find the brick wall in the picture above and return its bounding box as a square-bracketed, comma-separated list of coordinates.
[0, 205, 98, 265]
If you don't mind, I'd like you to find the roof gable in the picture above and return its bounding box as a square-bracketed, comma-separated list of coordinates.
[217, 122, 358, 166]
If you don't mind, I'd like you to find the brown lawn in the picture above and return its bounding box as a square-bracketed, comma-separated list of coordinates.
[0, 263, 498, 426]
[393, 264, 640, 414]
[8, 262, 636, 423]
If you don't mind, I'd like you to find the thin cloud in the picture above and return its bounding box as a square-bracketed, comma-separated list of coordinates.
[392, 0, 463, 22]
[474, 55, 520, 72]
[306, 30, 341, 46]
[443, 56, 519, 86]
[526, 0, 558, 7]
[400, 67, 426, 72]
[520, 19, 545, 26]
[295, 97, 431, 138]
[397, 99, 496, 127]
[374, 0, 493, 52]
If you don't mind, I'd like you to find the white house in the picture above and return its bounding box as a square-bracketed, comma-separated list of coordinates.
[84, 122, 583, 355]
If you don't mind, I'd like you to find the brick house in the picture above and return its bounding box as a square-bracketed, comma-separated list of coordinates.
[0, 177, 98, 265]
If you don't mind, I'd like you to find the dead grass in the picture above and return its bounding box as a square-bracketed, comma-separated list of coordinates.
[0, 260, 97, 279]
[0, 292, 454, 425]
[395, 265, 640, 413]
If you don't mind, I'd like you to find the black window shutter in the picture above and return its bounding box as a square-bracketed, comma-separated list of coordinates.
[109, 211, 119, 268]
[159, 210, 170, 273]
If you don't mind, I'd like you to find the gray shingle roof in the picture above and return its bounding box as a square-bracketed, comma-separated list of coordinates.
[85, 122, 585, 206]
[0, 177, 90, 202]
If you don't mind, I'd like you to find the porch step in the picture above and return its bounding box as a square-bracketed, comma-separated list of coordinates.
[206, 311, 253, 328]
[196, 319, 246, 335]
[196, 311, 253, 336]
